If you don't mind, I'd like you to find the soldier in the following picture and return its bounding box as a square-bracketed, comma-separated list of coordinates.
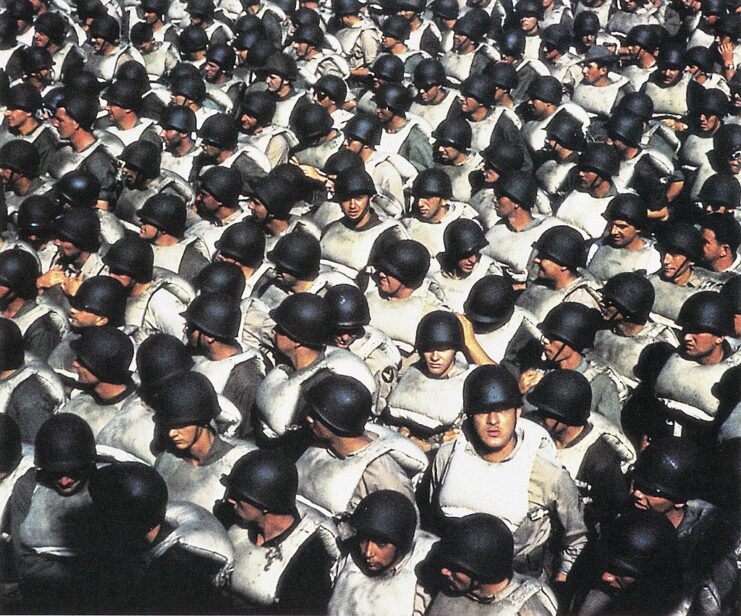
[320, 168, 407, 279]
[648, 223, 720, 326]
[690, 123, 741, 202]
[680, 88, 731, 172]
[571, 510, 682, 615]
[640, 43, 691, 122]
[88, 462, 233, 613]
[183, 292, 265, 437]
[497, 29, 552, 106]
[212, 219, 271, 297]
[84, 15, 145, 82]
[325, 283, 401, 410]
[440, 9, 493, 86]
[458, 275, 541, 373]
[130, 22, 180, 81]
[237, 90, 295, 169]
[312, 75, 353, 130]
[374, 82, 433, 173]
[159, 105, 200, 181]
[256, 293, 375, 440]
[430, 365, 588, 581]
[528, 369, 633, 530]
[556, 143, 622, 240]
[58, 326, 136, 436]
[297, 374, 419, 516]
[593, 271, 678, 392]
[394, 0, 441, 56]
[0, 140, 52, 216]
[32, 12, 85, 84]
[379, 16, 429, 80]
[168, 71, 216, 130]
[185, 0, 233, 46]
[0, 318, 64, 442]
[6, 414, 99, 613]
[538, 24, 582, 97]
[44, 93, 119, 209]
[263, 52, 312, 129]
[365, 239, 448, 355]
[329, 490, 437, 615]
[535, 109, 585, 204]
[290, 104, 344, 169]
[202, 43, 241, 111]
[699, 212, 741, 281]
[484, 171, 561, 284]
[516, 226, 600, 321]
[152, 371, 254, 512]
[430, 117, 479, 202]
[424, 513, 558, 615]
[409, 59, 457, 130]
[629, 437, 739, 614]
[333, 0, 381, 85]
[0, 84, 58, 168]
[587, 194, 661, 283]
[293, 24, 350, 87]
[14, 196, 59, 271]
[102, 236, 191, 339]
[519, 75, 563, 154]
[696, 173, 740, 216]
[651, 292, 740, 443]
[384, 311, 473, 450]
[620, 25, 661, 91]
[99, 80, 161, 149]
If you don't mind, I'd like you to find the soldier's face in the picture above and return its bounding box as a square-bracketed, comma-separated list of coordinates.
[54, 237, 82, 260]
[340, 194, 371, 222]
[680, 329, 722, 360]
[33, 31, 50, 47]
[577, 168, 600, 191]
[203, 61, 222, 82]
[701, 227, 724, 264]
[415, 195, 446, 221]
[90, 36, 106, 53]
[52, 107, 78, 140]
[660, 251, 690, 281]
[305, 413, 335, 441]
[160, 127, 183, 149]
[608, 220, 640, 248]
[456, 252, 480, 274]
[144, 9, 160, 24]
[493, 193, 517, 218]
[541, 334, 576, 363]
[4, 108, 31, 129]
[422, 348, 456, 377]
[440, 566, 475, 593]
[344, 137, 364, 154]
[248, 197, 269, 221]
[698, 113, 721, 134]
[418, 83, 441, 104]
[471, 407, 520, 454]
[659, 67, 681, 86]
[543, 415, 568, 439]
[458, 93, 481, 114]
[358, 538, 401, 574]
[72, 358, 100, 386]
[333, 327, 364, 349]
[453, 33, 470, 52]
[265, 73, 285, 92]
[228, 496, 262, 522]
[376, 269, 403, 296]
[534, 255, 563, 281]
[47, 469, 88, 496]
[631, 480, 677, 514]
[581, 62, 604, 85]
[70, 307, 105, 329]
[519, 15, 538, 32]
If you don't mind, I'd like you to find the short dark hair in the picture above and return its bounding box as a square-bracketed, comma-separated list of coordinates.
[700, 213, 741, 254]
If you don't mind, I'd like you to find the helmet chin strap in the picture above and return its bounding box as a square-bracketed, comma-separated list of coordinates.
[666, 255, 690, 283]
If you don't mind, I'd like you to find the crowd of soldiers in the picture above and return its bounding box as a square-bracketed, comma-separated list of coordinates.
[0, 0, 739, 612]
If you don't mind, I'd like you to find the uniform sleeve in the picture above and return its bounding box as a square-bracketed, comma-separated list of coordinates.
[7, 375, 62, 443]
[590, 373, 624, 429]
[23, 314, 62, 362]
[83, 152, 118, 204]
[146, 289, 187, 339]
[352, 453, 416, 512]
[222, 359, 265, 439]
[399, 126, 434, 173]
[178, 243, 210, 284]
[520, 586, 559, 616]
[359, 29, 381, 67]
[276, 534, 335, 615]
[549, 464, 589, 577]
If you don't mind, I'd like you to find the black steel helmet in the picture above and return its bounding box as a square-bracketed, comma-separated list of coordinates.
[463, 275, 516, 325]
[352, 490, 417, 554]
[200, 113, 239, 150]
[0, 248, 39, 299]
[344, 112, 382, 147]
[573, 10, 600, 36]
[0, 414, 22, 474]
[528, 369, 591, 426]
[0, 318, 24, 371]
[314, 74, 347, 105]
[541, 23, 571, 53]
[454, 8, 489, 42]
[495, 170, 537, 210]
[579, 142, 620, 179]
[103, 79, 142, 112]
[625, 24, 660, 52]
[539, 302, 601, 352]
[179, 25, 209, 53]
[603, 509, 678, 578]
[171, 74, 206, 104]
[0, 140, 40, 177]
[545, 110, 586, 151]
[136, 333, 194, 394]
[498, 28, 526, 58]
[375, 82, 412, 114]
[324, 150, 364, 177]
[482, 142, 525, 174]
[607, 111, 644, 149]
[56, 169, 101, 208]
[200, 166, 242, 208]
[195, 261, 246, 300]
[334, 168, 377, 201]
[604, 193, 648, 229]
[153, 371, 220, 427]
[528, 75, 562, 106]
[187, 0, 215, 17]
[120, 140, 161, 180]
[70, 325, 134, 384]
[686, 46, 715, 73]
[432, 117, 472, 151]
[239, 91, 276, 127]
[303, 374, 372, 437]
[373, 239, 430, 288]
[534, 225, 587, 270]
[141, 0, 168, 14]
[206, 43, 236, 73]
[691, 88, 730, 119]
[138, 193, 187, 238]
[90, 462, 168, 536]
[6, 83, 42, 113]
[325, 283, 371, 330]
[655, 223, 704, 263]
[17, 195, 60, 239]
[56, 207, 101, 253]
[371, 54, 405, 83]
[460, 73, 495, 106]
[415, 310, 463, 352]
[291, 103, 334, 144]
[221, 450, 298, 513]
[412, 168, 453, 200]
[464, 364, 521, 414]
[713, 124, 741, 164]
[214, 219, 265, 267]
[34, 12, 67, 46]
[333, 0, 362, 17]
[34, 413, 97, 474]
[600, 272, 655, 324]
[250, 177, 297, 220]
[698, 174, 741, 209]
[89, 14, 120, 42]
[720, 276, 741, 314]
[677, 291, 734, 336]
[443, 219, 487, 260]
[103, 236, 154, 283]
[268, 232, 321, 280]
[615, 92, 654, 122]
[182, 292, 242, 339]
[413, 58, 446, 89]
[631, 436, 700, 503]
[263, 51, 298, 80]
[269, 292, 331, 347]
[431, 0, 458, 18]
[657, 42, 685, 70]
[483, 62, 517, 91]
[434, 513, 514, 583]
[383, 15, 411, 41]
[70, 276, 127, 326]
